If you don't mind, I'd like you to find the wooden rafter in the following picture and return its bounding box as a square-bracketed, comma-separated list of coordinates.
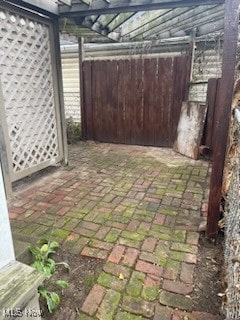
[107, 12, 136, 32]
[80, 11, 137, 40]
[60, 18, 111, 42]
[116, 9, 172, 39]
[145, 5, 224, 40]
[58, 0, 71, 6]
[59, 0, 225, 17]
[120, 7, 192, 40]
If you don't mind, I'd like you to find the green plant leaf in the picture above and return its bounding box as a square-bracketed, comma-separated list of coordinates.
[38, 287, 48, 298]
[55, 280, 68, 288]
[49, 241, 59, 250]
[46, 296, 56, 313]
[45, 249, 56, 256]
[29, 245, 41, 257]
[50, 292, 60, 305]
[40, 244, 49, 253]
[31, 261, 44, 272]
[30, 239, 68, 314]
[43, 266, 52, 278]
[47, 258, 56, 271]
[56, 262, 70, 270]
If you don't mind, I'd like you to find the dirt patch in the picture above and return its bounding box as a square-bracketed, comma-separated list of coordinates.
[40, 235, 224, 319]
[192, 233, 224, 315]
[40, 248, 103, 320]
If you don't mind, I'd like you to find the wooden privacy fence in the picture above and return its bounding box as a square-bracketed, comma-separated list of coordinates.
[203, 77, 221, 156]
[82, 56, 190, 147]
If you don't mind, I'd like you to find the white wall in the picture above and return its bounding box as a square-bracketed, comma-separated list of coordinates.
[0, 161, 15, 268]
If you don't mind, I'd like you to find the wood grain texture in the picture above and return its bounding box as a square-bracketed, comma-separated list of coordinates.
[0, 261, 44, 308]
[173, 101, 207, 160]
[207, 0, 239, 238]
[82, 56, 190, 147]
[203, 78, 220, 156]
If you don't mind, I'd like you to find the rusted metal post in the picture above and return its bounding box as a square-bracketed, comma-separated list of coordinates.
[206, 0, 239, 238]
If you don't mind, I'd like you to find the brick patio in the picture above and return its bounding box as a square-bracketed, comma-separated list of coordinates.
[9, 142, 222, 320]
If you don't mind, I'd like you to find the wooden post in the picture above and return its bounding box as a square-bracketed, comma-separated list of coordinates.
[206, 0, 239, 238]
[78, 37, 86, 139]
[189, 28, 196, 83]
[0, 80, 12, 197]
[52, 18, 68, 165]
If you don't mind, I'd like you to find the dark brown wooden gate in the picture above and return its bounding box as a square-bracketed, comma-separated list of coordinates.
[82, 56, 190, 147]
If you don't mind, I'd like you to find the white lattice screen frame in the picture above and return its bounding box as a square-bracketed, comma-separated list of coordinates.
[0, 2, 64, 182]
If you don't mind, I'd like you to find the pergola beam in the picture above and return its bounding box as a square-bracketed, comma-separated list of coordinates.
[59, 0, 225, 17]
[5, 0, 59, 16]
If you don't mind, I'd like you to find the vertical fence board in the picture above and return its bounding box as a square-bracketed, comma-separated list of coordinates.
[165, 57, 175, 147]
[134, 59, 144, 145]
[109, 60, 119, 144]
[142, 59, 151, 145]
[116, 60, 125, 143]
[204, 78, 219, 152]
[123, 59, 132, 144]
[82, 61, 92, 139]
[156, 58, 165, 146]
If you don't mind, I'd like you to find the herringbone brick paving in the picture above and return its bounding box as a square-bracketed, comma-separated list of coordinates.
[9, 142, 223, 320]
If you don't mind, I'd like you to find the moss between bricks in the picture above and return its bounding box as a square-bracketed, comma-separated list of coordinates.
[105, 229, 121, 243]
[148, 231, 171, 241]
[165, 259, 180, 271]
[119, 237, 141, 249]
[172, 230, 186, 242]
[51, 229, 70, 239]
[127, 271, 145, 297]
[170, 250, 192, 262]
[97, 272, 127, 292]
[151, 225, 171, 234]
[142, 286, 159, 301]
[97, 289, 121, 320]
[121, 230, 145, 241]
[111, 215, 130, 224]
[137, 227, 149, 235]
[77, 313, 93, 320]
[171, 242, 197, 254]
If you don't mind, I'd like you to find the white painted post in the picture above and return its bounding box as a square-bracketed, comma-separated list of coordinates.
[0, 160, 15, 268]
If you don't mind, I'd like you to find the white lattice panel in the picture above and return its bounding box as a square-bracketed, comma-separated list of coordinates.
[64, 91, 81, 122]
[0, 6, 62, 180]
